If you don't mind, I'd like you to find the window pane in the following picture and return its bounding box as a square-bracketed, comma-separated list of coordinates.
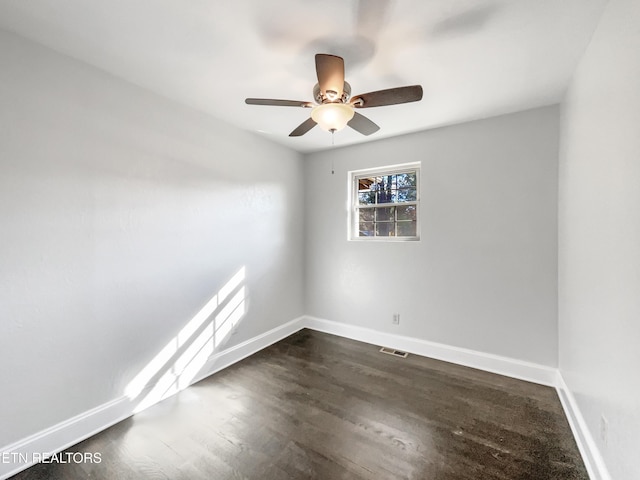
[377, 190, 394, 204]
[376, 222, 395, 237]
[358, 209, 374, 222]
[359, 222, 374, 237]
[396, 172, 416, 188]
[397, 205, 416, 221]
[397, 187, 417, 202]
[397, 221, 417, 237]
[375, 207, 395, 222]
[375, 175, 393, 204]
[358, 177, 375, 191]
[358, 191, 375, 205]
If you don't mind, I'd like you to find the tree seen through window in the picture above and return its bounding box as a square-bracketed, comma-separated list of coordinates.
[352, 167, 419, 239]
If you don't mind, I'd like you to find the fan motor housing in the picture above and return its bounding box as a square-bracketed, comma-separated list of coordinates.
[314, 82, 351, 104]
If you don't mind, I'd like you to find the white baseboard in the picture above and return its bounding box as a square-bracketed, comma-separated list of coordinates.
[555, 373, 612, 480]
[0, 316, 305, 480]
[305, 316, 558, 387]
[304, 316, 610, 480]
[0, 396, 135, 480]
[2, 316, 607, 480]
[194, 316, 305, 385]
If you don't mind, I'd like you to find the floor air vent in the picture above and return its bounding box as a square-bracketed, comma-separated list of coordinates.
[379, 347, 409, 358]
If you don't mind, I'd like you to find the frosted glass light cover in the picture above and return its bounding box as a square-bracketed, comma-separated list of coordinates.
[311, 103, 355, 132]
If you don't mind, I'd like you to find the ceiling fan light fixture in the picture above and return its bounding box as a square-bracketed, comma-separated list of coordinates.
[311, 103, 355, 132]
[246, 54, 422, 138]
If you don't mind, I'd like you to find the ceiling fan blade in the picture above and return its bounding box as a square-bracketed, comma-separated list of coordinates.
[289, 117, 317, 137]
[350, 85, 423, 108]
[315, 54, 345, 101]
[348, 112, 380, 136]
[245, 98, 313, 108]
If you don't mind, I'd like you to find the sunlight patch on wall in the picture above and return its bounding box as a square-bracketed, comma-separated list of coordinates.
[215, 286, 245, 348]
[124, 266, 247, 413]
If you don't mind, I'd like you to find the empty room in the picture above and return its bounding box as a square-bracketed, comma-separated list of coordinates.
[0, 1, 638, 479]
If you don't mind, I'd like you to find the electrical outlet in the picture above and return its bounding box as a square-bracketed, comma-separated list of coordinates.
[392, 314, 400, 325]
[600, 415, 608, 445]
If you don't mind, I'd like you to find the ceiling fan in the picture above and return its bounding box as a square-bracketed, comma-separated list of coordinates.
[245, 54, 423, 137]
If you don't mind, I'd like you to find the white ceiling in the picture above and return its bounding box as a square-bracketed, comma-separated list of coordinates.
[0, 0, 606, 153]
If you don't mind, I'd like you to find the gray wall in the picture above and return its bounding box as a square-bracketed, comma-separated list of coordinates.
[9, 5, 640, 475]
[304, 106, 559, 366]
[558, 0, 640, 478]
[0, 30, 305, 447]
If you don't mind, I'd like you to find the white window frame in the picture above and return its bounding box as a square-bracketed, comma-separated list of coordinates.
[348, 162, 420, 242]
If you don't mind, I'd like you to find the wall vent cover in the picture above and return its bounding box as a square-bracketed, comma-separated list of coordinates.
[379, 347, 409, 358]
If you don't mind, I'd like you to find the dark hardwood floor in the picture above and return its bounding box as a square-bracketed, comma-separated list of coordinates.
[10, 329, 588, 479]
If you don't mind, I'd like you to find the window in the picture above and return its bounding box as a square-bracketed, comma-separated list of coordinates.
[350, 163, 420, 240]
